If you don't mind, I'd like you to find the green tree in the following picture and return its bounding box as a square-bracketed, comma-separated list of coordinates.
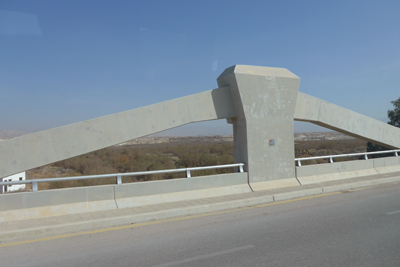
[387, 97, 400, 127]
[367, 96, 400, 157]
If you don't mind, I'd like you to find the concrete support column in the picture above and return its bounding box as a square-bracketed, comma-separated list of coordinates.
[217, 65, 300, 190]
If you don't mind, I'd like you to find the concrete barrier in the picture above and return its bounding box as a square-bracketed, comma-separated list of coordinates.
[373, 157, 400, 174]
[0, 185, 117, 222]
[296, 160, 378, 185]
[296, 157, 400, 185]
[249, 178, 300, 191]
[114, 172, 250, 208]
[0, 172, 250, 222]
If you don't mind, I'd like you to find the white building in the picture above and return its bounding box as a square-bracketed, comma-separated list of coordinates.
[1, 172, 26, 193]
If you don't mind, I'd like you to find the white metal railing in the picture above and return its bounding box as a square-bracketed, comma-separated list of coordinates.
[295, 149, 400, 167]
[0, 163, 245, 192]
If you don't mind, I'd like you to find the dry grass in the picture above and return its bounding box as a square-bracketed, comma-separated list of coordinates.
[295, 139, 367, 164]
[27, 141, 235, 190]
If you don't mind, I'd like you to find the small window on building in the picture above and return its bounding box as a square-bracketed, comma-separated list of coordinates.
[19, 177, 23, 180]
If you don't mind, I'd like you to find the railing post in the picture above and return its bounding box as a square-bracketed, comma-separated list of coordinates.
[32, 181, 38, 192]
[329, 157, 333, 163]
[298, 160, 302, 167]
[186, 169, 191, 178]
[116, 175, 122, 185]
[395, 151, 398, 157]
[239, 165, 244, 173]
[365, 154, 368, 160]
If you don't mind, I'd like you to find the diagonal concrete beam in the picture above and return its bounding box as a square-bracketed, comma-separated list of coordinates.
[294, 92, 400, 149]
[0, 87, 236, 178]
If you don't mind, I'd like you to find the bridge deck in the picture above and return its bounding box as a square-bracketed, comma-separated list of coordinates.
[1, 171, 400, 245]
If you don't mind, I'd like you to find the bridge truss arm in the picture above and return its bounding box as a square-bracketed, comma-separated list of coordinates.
[0, 87, 236, 178]
[294, 92, 400, 149]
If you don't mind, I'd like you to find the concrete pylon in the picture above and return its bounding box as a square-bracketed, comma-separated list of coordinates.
[217, 65, 301, 190]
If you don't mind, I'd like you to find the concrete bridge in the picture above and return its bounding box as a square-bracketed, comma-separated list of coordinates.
[1, 65, 399, 222]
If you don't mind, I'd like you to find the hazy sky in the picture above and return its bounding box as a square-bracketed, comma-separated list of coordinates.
[1, 0, 399, 135]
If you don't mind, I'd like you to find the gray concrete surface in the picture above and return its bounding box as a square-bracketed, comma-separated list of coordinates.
[0, 86, 236, 178]
[217, 65, 300, 185]
[1, 64, 399, 230]
[2, 180, 400, 267]
[296, 156, 400, 185]
[0, 173, 250, 222]
[295, 92, 400, 148]
[374, 156, 400, 173]
[1, 64, 399, 189]
[3, 157, 399, 223]
[1, 171, 400, 244]
[297, 157, 378, 184]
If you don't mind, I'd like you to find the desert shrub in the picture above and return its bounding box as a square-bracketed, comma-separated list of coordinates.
[31, 139, 235, 189]
[31, 136, 370, 189]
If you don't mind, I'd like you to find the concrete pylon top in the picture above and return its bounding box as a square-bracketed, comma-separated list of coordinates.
[217, 65, 299, 86]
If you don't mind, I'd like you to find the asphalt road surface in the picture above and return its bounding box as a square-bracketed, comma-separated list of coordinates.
[1, 183, 400, 266]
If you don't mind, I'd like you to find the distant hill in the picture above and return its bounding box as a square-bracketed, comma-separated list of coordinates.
[0, 130, 353, 143]
[118, 132, 354, 146]
[0, 130, 31, 140]
[294, 132, 354, 141]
